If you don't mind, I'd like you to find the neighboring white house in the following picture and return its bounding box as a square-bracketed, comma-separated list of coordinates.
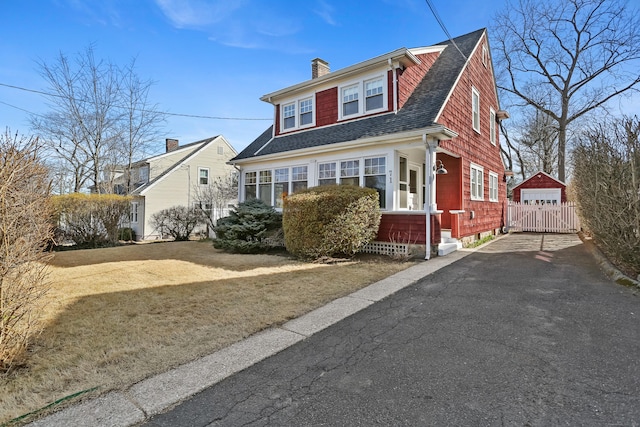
[128, 136, 237, 240]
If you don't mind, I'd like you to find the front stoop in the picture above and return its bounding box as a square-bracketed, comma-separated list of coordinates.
[438, 230, 463, 256]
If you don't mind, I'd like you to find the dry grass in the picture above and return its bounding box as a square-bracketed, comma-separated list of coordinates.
[0, 241, 416, 424]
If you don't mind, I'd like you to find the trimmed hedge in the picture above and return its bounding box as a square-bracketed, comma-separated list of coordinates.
[283, 185, 381, 259]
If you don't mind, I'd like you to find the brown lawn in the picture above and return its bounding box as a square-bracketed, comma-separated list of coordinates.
[1, 241, 416, 424]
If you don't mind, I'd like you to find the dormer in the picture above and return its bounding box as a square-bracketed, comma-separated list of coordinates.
[261, 46, 445, 137]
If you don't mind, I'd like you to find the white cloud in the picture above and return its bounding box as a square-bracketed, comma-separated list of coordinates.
[154, 0, 245, 28]
[313, 0, 337, 26]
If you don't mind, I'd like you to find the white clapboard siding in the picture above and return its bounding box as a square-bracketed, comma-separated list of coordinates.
[507, 202, 580, 233]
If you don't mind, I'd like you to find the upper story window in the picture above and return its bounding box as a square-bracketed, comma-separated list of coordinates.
[139, 165, 149, 183]
[472, 87, 480, 133]
[490, 108, 496, 145]
[199, 167, 209, 185]
[299, 98, 313, 126]
[342, 85, 359, 117]
[339, 74, 387, 121]
[281, 97, 314, 132]
[365, 78, 384, 111]
[283, 103, 296, 130]
[482, 44, 488, 67]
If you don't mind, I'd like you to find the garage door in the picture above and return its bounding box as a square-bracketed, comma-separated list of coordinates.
[521, 188, 561, 205]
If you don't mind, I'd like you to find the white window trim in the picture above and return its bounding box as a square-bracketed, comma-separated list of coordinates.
[338, 73, 388, 121]
[489, 171, 499, 202]
[242, 166, 309, 207]
[490, 107, 496, 146]
[471, 163, 484, 201]
[131, 202, 139, 224]
[198, 167, 210, 186]
[280, 95, 316, 133]
[472, 87, 480, 134]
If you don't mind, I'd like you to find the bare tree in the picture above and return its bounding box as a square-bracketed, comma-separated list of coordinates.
[118, 58, 165, 193]
[0, 129, 53, 373]
[31, 45, 165, 194]
[193, 172, 238, 232]
[492, 0, 640, 182]
[516, 110, 559, 177]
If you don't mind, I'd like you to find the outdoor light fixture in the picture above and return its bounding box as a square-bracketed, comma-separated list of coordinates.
[434, 160, 448, 175]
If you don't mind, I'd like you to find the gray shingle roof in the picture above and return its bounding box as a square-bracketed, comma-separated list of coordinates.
[232, 28, 484, 162]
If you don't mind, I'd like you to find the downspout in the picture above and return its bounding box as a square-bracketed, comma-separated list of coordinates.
[389, 58, 398, 114]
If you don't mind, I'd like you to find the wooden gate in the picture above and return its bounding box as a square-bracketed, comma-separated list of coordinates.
[507, 201, 580, 233]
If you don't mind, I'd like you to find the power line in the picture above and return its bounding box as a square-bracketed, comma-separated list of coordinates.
[424, 0, 468, 61]
[0, 82, 271, 121]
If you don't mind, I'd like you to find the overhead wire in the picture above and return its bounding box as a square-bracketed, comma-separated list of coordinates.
[424, 0, 468, 62]
[0, 82, 271, 121]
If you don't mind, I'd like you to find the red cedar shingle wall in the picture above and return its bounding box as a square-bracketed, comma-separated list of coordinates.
[437, 33, 506, 237]
[316, 87, 338, 127]
[512, 173, 567, 202]
[376, 214, 442, 245]
[397, 52, 440, 109]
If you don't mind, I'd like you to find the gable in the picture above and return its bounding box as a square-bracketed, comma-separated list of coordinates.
[232, 28, 486, 163]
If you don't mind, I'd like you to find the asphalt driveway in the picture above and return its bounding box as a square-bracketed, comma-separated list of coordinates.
[144, 233, 640, 426]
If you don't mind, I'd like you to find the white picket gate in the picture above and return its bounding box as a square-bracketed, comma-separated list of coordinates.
[507, 201, 580, 233]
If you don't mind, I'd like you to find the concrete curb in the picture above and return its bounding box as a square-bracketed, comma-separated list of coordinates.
[578, 233, 640, 288]
[26, 241, 491, 427]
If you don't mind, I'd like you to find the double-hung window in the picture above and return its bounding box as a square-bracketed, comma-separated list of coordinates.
[340, 160, 360, 186]
[471, 164, 484, 200]
[130, 202, 138, 223]
[365, 78, 384, 112]
[472, 87, 480, 133]
[299, 98, 313, 126]
[198, 167, 209, 185]
[342, 85, 359, 117]
[283, 103, 296, 130]
[318, 162, 337, 186]
[259, 171, 272, 205]
[292, 166, 308, 193]
[364, 157, 386, 208]
[489, 172, 499, 202]
[274, 168, 289, 208]
[490, 108, 496, 145]
[244, 172, 257, 200]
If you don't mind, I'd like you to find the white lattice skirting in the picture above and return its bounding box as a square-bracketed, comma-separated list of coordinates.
[362, 241, 410, 256]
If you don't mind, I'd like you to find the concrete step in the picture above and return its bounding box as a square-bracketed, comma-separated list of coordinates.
[438, 241, 460, 257]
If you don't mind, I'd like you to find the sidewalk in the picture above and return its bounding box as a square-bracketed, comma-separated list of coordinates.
[28, 245, 477, 426]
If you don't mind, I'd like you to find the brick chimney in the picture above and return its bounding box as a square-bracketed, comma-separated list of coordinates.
[311, 58, 330, 79]
[165, 138, 179, 152]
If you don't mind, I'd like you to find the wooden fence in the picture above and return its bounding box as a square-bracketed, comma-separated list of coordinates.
[507, 201, 580, 233]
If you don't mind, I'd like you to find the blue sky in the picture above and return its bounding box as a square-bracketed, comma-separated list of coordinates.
[0, 0, 501, 152]
[0, 0, 526, 155]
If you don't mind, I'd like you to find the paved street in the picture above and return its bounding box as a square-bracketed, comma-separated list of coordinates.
[143, 233, 640, 426]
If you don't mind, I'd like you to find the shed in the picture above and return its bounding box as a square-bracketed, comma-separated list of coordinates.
[512, 171, 567, 205]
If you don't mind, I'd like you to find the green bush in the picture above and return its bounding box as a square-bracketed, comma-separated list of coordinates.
[213, 199, 283, 253]
[51, 193, 132, 247]
[118, 227, 136, 241]
[283, 185, 381, 259]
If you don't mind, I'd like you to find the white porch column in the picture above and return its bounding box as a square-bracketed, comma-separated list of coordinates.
[424, 136, 439, 260]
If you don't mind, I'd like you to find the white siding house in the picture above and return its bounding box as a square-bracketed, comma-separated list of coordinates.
[129, 136, 237, 240]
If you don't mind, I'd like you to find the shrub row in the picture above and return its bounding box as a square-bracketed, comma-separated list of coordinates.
[213, 185, 381, 260]
[51, 193, 132, 247]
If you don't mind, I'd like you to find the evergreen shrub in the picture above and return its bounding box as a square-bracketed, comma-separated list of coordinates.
[213, 199, 283, 253]
[283, 185, 381, 259]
